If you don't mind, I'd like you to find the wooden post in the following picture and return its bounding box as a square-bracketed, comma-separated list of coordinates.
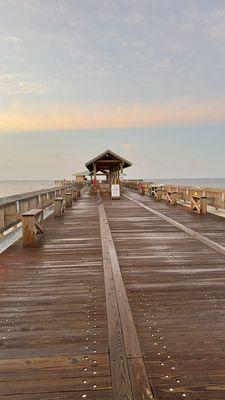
[22, 209, 44, 247]
[200, 196, 208, 215]
[54, 198, 64, 217]
[72, 189, 78, 201]
[191, 196, 207, 215]
[65, 192, 72, 208]
[120, 163, 123, 191]
[93, 163, 97, 182]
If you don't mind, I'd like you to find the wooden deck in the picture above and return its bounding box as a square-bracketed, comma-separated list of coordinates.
[1, 188, 225, 399]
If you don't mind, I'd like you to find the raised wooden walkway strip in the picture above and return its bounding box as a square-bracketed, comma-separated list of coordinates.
[98, 196, 154, 400]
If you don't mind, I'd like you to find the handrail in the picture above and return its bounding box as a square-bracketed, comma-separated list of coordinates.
[0, 184, 77, 235]
[0, 185, 73, 206]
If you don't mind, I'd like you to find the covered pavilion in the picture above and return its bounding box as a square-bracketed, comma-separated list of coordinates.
[85, 149, 132, 186]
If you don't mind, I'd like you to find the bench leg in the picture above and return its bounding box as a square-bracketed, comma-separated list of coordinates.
[22, 216, 43, 247]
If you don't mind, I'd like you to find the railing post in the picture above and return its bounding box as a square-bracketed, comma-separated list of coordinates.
[65, 192, 72, 208]
[54, 198, 64, 216]
[72, 189, 78, 201]
[22, 209, 44, 247]
[200, 197, 208, 215]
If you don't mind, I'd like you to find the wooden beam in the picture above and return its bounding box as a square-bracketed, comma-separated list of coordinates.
[96, 160, 122, 163]
[93, 163, 97, 182]
[98, 196, 154, 399]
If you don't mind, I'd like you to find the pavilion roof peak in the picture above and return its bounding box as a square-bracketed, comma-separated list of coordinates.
[85, 149, 132, 172]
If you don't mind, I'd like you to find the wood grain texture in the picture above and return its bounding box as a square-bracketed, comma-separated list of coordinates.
[3, 184, 225, 399]
[104, 189, 225, 399]
[0, 189, 112, 399]
[99, 202, 133, 400]
[99, 199, 153, 400]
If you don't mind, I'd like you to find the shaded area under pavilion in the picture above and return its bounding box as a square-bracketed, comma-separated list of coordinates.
[85, 149, 132, 192]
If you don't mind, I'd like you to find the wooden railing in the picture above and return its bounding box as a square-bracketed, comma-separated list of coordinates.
[124, 181, 225, 210]
[54, 179, 75, 186]
[162, 185, 225, 209]
[123, 180, 152, 191]
[0, 184, 75, 235]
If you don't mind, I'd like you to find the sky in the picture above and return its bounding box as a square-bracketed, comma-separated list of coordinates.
[0, 0, 225, 179]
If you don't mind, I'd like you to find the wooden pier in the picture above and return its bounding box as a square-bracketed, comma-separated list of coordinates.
[1, 185, 225, 399]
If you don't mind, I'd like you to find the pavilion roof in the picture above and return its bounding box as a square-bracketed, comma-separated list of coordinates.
[85, 149, 132, 173]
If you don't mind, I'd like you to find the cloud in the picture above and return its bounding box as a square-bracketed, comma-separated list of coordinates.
[0, 35, 23, 44]
[0, 74, 19, 82]
[0, 74, 47, 95]
[0, 100, 225, 132]
[204, 9, 225, 40]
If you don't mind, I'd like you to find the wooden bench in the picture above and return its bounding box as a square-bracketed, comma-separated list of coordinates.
[54, 197, 64, 217]
[154, 189, 167, 200]
[22, 209, 44, 247]
[150, 185, 163, 198]
[191, 196, 207, 215]
[65, 192, 72, 208]
[166, 191, 181, 206]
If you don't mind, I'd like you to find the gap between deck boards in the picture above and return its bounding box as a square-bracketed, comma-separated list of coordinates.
[98, 196, 154, 400]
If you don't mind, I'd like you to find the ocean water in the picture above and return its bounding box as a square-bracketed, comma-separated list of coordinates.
[0, 180, 55, 198]
[1, 178, 225, 199]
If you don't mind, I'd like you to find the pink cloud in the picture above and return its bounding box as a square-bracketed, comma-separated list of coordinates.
[0, 101, 225, 132]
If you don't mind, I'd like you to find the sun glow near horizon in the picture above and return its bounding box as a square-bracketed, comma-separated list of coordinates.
[1, 100, 225, 132]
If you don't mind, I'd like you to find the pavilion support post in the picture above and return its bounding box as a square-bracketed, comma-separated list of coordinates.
[120, 163, 123, 190]
[93, 163, 97, 182]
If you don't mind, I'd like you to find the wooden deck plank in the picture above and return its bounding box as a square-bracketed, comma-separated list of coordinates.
[0, 191, 112, 399]
[124, 193, 225, 257]
[103, 191, 225, 399]
[2, 186, 225, 399]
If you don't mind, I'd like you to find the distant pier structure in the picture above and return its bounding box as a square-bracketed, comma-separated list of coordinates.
[72, 170, 90, 184]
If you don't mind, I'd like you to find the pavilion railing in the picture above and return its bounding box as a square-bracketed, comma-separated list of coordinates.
[0, 184, 75, 236]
